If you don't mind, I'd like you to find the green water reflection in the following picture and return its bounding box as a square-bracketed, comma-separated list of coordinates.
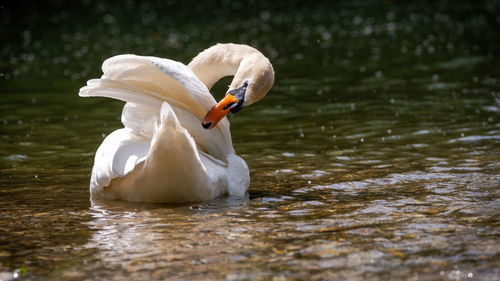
[1, 1, 499, 280]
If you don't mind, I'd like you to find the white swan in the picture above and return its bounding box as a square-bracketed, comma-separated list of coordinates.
[79, 43, 274, 202]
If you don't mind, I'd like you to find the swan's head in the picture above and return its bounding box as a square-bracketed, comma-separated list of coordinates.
[202, 55, 274, 129]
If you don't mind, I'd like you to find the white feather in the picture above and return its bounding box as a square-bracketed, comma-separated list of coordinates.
[80, 44, 273, 202]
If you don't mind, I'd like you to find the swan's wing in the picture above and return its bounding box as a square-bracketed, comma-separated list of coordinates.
[81, 54, 219, 119]
[102, 55, 214, 117]
[79, 54, 234, 159]
[82, 78, 162, 139]
[89, 128, 150, 192]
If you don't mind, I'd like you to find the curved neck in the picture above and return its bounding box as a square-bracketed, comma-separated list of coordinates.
[187, 44, 258, 90]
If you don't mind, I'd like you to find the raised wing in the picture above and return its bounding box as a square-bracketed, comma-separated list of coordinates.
[79, 54, 234, 160]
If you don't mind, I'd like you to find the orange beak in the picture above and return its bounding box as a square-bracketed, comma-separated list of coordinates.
[202, 94, 238, 129]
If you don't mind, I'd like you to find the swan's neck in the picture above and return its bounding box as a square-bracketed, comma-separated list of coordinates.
[187, 43, 259, 90]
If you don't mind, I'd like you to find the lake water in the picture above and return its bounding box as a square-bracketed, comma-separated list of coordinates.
[1, 1, 499, 280]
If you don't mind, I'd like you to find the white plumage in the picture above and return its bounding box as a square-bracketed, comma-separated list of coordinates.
[79, 44, 274, 202]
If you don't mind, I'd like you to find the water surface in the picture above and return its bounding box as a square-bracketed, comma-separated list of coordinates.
[1, 1, 499, 280]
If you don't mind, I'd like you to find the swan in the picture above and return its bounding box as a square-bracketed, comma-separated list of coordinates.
[79, 43, 274, 202]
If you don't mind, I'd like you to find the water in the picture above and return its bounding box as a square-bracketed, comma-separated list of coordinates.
[1, 1, 499, 280]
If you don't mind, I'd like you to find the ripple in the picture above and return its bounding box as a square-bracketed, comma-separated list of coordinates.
[313, 171, 457, 191]
[3, 154, 28, 161]
[436, 56, 486, 69]
[448, 135, 500, 143]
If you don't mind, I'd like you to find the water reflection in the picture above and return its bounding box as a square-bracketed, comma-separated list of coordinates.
[65, 167, 498, 280]
[83, 197, 263, 280]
